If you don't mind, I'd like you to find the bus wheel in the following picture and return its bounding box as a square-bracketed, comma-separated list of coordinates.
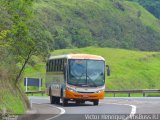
[76, 101, 81, 104]
[62, 98, 68, 106]
[93, 100, 99, 106]
[81, 101, 85, 104]
[56, 97, 60, 104]
[50, 96, 56, 104]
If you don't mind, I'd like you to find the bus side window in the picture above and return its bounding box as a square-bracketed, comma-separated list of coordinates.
[50, 60, 52, 72]
[61, 59, 64, 71]
[53, 60, 55, 71]
[57, 59, 60, 71]
[53, 60, 55, 72]
[63, 62, 67, 81]
[54, 60, 56, 71]
[57, 59, 59, 71]
[59, 59, 63, 71]
[51, 60, 53, 71]
[48, 61, 51, 72]
[55, 59, 58, 71]
[52, 60, 55, 72]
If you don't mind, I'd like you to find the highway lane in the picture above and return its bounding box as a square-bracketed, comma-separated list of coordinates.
[29, 97, 132, 114]
[29, 97, 160, 120]
[102, 97, 160, 114]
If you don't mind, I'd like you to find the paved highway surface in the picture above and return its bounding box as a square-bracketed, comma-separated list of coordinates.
[29, 97, 160, 120]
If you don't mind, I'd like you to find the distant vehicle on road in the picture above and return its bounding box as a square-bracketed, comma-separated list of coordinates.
[45, 54, 110, 106]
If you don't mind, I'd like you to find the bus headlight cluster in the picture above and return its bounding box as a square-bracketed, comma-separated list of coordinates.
[96, 90, 104, 93]
[66, 87, 77, 92]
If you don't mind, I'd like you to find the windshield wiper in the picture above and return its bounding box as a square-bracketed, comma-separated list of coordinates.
[81, 84, 89, 87]
[75, 84, 88, 87]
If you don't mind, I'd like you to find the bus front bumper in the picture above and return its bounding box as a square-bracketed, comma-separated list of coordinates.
[65, 89, 104, 100]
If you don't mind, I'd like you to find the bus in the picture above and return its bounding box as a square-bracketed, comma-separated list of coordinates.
[45, 54, 110, 106]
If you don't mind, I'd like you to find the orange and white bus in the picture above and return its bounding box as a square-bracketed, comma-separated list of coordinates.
[46, 54, 110, 106]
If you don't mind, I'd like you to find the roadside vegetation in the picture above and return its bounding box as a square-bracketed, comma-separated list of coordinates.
[1, 0, 160, 115]
[0, 0, 51, 115]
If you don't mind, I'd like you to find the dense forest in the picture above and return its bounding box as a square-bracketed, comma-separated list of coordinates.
[31, 0, 160, 51]
[0, 0, 160, 114]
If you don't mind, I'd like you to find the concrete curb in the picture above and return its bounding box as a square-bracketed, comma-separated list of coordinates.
[17, 102, 64, 120]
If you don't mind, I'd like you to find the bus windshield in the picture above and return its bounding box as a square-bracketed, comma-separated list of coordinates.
[68, 59, 105, 87]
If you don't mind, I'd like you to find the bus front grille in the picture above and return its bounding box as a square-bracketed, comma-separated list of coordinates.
[77, 91, 95, 94]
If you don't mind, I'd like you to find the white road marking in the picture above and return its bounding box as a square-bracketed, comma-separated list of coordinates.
[101, 102, 136, 120]
[125, 105, 136, 120]
[45, 105, 65, 120]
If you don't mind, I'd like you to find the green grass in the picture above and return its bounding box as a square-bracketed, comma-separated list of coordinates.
[0, 84, 26, 114]
[24, 47, 160, 94]
[0, 64, 27, 115]
[105, 93, 160, 97]
[26, 93, 47, 97]
[124, 1, 160, 31]
[105, 93, 144, 97]
[147, 93, 160, 97]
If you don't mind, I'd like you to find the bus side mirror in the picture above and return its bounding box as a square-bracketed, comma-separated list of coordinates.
[106, 65, 110, 76]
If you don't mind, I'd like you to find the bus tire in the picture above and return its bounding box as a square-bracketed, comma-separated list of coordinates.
[76, 101, 81, 104]
[62, 98, 68, 106]
[81, 101, 85, 104]
[50, 96, 56, 104]
[93, 100, 99, 106]
[56, 97, 60, 104]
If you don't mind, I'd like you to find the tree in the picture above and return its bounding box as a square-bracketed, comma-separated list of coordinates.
[54, 27, 72, 49]
[3, 0, 52, 84]
[72, 28, 93, 47]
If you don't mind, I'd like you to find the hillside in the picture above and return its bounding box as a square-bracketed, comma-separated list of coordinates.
[129, 0, 160, 19]
[0, 64, 27, 114]
[24, 47, 160, 90]
[33, 0, 160, 51]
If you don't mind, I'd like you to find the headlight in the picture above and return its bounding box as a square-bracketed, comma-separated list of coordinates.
[96, 89, 104, 93]
[66, 87, 77, 92]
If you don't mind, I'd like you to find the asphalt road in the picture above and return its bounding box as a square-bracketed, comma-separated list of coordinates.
[28, 97, 160, 120]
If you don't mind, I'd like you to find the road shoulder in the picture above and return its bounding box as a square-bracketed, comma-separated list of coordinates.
[18, 103, 62, 120]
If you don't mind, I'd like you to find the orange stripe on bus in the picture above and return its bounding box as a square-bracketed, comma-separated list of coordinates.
[70, 55, 104, 60]
[65, 89, 104, 100]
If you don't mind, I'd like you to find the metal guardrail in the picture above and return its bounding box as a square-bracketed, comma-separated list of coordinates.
[105, 89, 160, 97]
[25, 89, 160, 97]
[25, 91, 45, 96]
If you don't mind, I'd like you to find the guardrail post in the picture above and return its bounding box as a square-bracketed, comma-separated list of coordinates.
[143, 92, 145, 97]
[128, 92, 131, 97]
[114, 93, 116, 97]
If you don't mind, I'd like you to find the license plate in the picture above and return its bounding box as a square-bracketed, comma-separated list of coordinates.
[83, 95, 88, 98]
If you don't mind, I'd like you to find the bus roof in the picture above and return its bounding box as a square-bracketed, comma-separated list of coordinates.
[49, 54, 105, 60]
